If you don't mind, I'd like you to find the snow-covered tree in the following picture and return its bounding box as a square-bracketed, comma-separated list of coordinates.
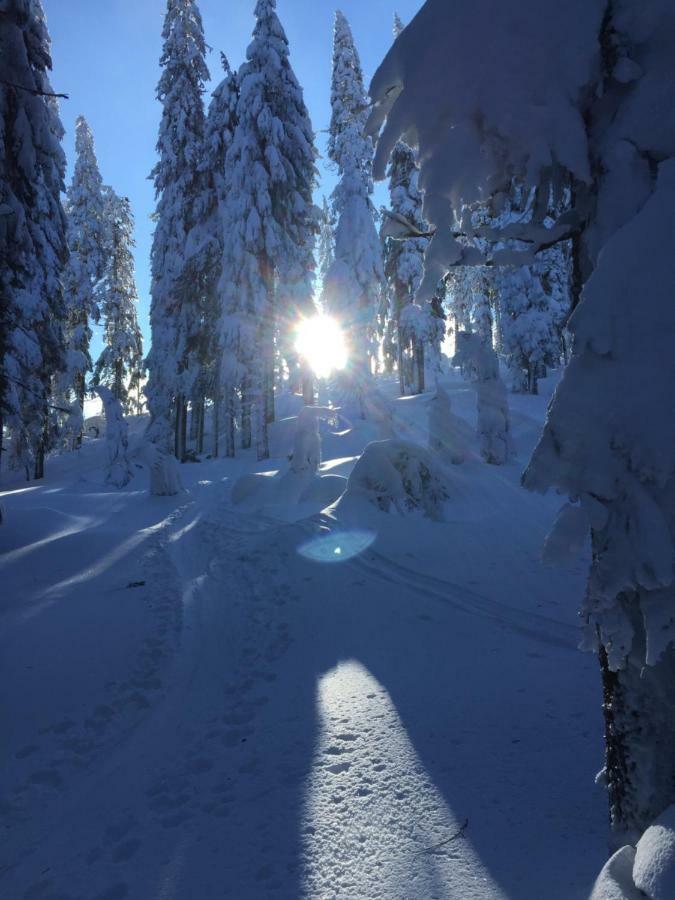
[95, 385, 133, 488]
[219, 0, 318, 461]
[317, 195, 335, 285]
[369, 0, 675, 847]
[60, 115, 106, 438]
[453, 332, 511, 465]
[429, 384, 467, 466]
[322, 11, 383, 410]
[0, 0, 68, 480]
[145, 0, 209, 482]
[179, 52, 239, 457]
[382, 140, 430, 395]
[93, 189, 143, 413]
[496, 265, 565, 394]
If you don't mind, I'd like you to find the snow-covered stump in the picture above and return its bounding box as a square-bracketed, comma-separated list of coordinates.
[453, 332, 512, 465]
[95, 386, 133, 489]
[428, 385, 466, 465]
[337, 439, 449, 520]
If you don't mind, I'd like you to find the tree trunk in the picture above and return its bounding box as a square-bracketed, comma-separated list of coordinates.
[302, 372, 314, 407]
[599, 590, 675, 847]
[224, 387, 236, 459]
[212, 395, 220, 458]
[415, 340, 425, 395]
[174, 394, 187, 461]
[34, 443, 45, 480]
[74, 371, 85, 449]
[240, 379, 252, 450]
[397, 325, 405, 396]
[256, 373, 270, 461]
[197, 400, 205, 455]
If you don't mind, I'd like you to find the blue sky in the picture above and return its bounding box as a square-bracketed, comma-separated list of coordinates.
[47, 0, 423, 356]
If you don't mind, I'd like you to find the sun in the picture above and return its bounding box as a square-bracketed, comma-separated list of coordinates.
[294, 315, 348, 380]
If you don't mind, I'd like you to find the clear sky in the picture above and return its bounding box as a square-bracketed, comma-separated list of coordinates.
[47, 0, 424, 357]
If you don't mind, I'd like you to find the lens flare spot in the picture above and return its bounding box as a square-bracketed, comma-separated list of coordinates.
[298, 530, 375, 564]
[295, 315, 348, 380]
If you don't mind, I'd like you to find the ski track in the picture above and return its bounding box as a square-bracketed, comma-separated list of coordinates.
[1, 379, 607, 900]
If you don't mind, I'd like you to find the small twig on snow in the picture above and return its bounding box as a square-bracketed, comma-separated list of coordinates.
[412, 817, 469, 855]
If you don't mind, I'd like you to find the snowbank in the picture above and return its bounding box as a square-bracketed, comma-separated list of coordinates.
[590, 805, 675, 900]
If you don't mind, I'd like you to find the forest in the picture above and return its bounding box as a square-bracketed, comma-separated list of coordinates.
[1, 1, 674, 898]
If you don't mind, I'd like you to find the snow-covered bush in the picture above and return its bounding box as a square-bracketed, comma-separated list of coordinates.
[95, 386, 132, 489]
[428, 385, 467, 465]
[339, 440, 449, 520]
[453, 332, 512, 465]
[148, 446, 183, 498]
[289, 407, 337, 474]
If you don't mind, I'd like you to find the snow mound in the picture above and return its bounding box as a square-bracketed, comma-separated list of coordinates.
[634, 805, 675, 899]
[335, 439, 449, 521]
[590, 846, 643, 900]
[590, 806, 675, 900]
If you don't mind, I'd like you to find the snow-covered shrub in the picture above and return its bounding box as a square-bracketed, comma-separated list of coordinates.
[95, 386, 132, 489]
[453, 332, 512, 465]
[148, 447, 183, 498]
[340, 440, 449, 520]
[428, 385, 467, 465]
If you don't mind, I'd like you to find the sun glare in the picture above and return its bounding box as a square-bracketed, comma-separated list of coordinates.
[295, 315, 348, 380]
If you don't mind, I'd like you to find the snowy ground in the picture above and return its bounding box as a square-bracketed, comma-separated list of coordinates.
[1, 371, 608, 899]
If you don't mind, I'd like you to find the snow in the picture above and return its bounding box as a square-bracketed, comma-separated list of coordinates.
[0, 370, 607, 899]
[633, 805, 675, 899]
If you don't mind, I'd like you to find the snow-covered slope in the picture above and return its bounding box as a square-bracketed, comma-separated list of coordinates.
[0, 372, 606, 899]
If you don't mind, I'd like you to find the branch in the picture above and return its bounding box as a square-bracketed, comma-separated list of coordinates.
[2, 373, 72, 414]
[0, 79, 69, 100]
[412, 818, 469, 855]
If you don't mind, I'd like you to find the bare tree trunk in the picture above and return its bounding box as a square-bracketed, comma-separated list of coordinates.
[174, 394, 187, 461]
[34, 443, 45, 480]
[240, 378, 252, 450]
[197, 400, 205, 455]
[212, 395, 220, 458]
[415, 340, 425, 394]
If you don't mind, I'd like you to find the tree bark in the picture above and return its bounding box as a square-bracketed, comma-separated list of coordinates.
[599, 590, 675, 847]
[240, 379, 252, 450]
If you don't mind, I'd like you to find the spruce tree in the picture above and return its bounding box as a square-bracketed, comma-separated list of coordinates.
[0, 0, 68, 480]
[146, 0, 209, 480]
[323, 11, 383, 410]
[93, 189, 144, 413]
[383, 140, 429, 395]
[61, 115, 106, 439]
[219, 0, 317, 460]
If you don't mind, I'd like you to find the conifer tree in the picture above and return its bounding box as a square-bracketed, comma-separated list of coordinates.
[93, 189, 144, 413]
[219, 0, 317, 460]
[383, 140, 429, 395]
[60, 115, 106, 440]
[322, 11, 383, 409]
[0, 0, 68, 480]
[146, 0, 209, 485]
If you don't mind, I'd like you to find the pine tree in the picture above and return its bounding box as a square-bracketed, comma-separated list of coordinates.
[322, 11, 383, 410]
[93, 189, 143, 413]
[145, 0, 209, 481]
[0, 0, 68, 481]
[60, 115, 106, 441]
[219, 0, 317, 460]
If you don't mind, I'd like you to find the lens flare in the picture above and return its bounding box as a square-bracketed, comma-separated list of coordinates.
[295, 315, 348, 380]
[298, 529, 376, 564]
